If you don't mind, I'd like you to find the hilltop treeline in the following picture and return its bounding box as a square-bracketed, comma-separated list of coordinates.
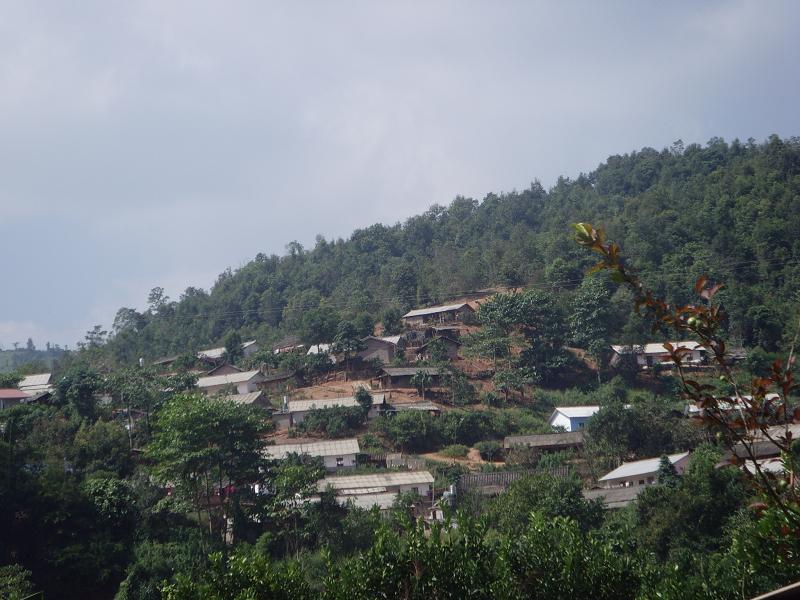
[105, 135, 800, 363]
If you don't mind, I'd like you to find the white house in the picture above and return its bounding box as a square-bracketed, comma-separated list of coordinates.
[264, 438, 360, 470]
[196, 369, 266, 395]
[287, 394, 386, 424]
[610, 341, 706, 370]
[318, 470, 434, 497]
[548, 406, 601, 432]
[598, 452, 690, 488]
[18, 373, 54, 395]
[197, 340, 259, 363]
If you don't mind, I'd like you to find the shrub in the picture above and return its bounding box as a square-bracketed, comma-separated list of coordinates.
[440, 444, 470, 458]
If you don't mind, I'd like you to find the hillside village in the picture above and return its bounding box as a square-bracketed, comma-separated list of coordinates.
[3, 137, 800, 598]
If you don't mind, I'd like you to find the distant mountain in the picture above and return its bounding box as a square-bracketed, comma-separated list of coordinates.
[102, 135, 800, 364]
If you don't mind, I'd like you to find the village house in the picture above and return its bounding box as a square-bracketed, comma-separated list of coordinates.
[19, 373, 54, 396]
[206, 364, 243, 376]
[196, 369, 266, 395]
[273, 335, 305, 354]
[358, 336, 403, 365]
[197, 340, 259, 364]
[598, 452, 690, 488]
[685, 393, 781, 420]
[414, 336, 460, 362]
[317, 470, 434, 498]
[0, 389, 30, 409]
[503, 431, 585, 453]
[610, 341, 706, 370]
[307, 343, 337, 363]
[387, 401, 442, 416]
[264, 438, 360, 470]
[376, 367, 443, 389]
[401, 303, 475, 328]
[286, 394, 386, 424]
[547, 406, 601, 432]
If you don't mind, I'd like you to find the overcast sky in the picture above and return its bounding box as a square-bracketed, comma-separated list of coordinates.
[0, 1, 798, 348]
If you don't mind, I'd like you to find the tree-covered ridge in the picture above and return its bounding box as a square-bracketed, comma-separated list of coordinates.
[107, 135, 800, 363]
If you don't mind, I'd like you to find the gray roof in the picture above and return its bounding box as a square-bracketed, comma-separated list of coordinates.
[599, 452, 690, 482]
[549, 405, 601, 420]
[338, 492, 399, 510]
[197, 369, 264, 388]
[288, 394, 385, 413]
[318, 470, 434, 492]
[583, 486, 646, 509]
[265, 439, 360, 460]
[403, 303, 472, 318]
[504, 431, 584, 449]
[380, 367, 443, 377]
[393, 402, 441, 412]
[222, 391, 265, 405]
[19, 373, 52, 389]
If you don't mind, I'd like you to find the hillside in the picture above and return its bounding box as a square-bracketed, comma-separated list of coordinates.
[104, 135, 800, 364]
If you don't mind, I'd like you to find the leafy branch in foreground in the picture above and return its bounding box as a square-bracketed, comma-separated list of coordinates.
[573, 222, 800, 528]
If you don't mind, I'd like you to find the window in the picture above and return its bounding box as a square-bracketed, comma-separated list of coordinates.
[336, 457, 344, 467]
[638, 479, 645, 485]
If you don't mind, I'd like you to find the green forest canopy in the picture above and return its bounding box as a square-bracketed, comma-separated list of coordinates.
[104, 135, 800, 364]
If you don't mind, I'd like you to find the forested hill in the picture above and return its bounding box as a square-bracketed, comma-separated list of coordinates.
[106, 135, 800, 363]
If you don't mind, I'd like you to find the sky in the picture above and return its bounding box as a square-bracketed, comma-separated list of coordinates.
[0, 1, 799, 348]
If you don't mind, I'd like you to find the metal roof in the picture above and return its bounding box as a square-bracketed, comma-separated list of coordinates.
[549, 405, 601, 420]
[402, 303, 471, 318]
[222, 391, 265, 405]
[611, 341, 703, 355]
[338, 492, 398, 510]
[197, 340, 257, 361]
[318, 470, 434, 492]
[288, 394, 384, 413]
[393, 402, 441, 412]
[0, 389, 31, 399]
[599, 452, 690, 482]
[504, 431, 585, 449]
[197, 369, 263, 388]
[380, 367, 443, 377]
[265, 438, 360, 460]
[19, 373, 52, 389]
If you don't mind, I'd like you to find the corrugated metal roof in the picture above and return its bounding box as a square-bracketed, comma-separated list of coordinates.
[402, 303, 471, 318]
[318, 470, 434, 492]
[265, 438, 360, 460]
[394, 402, 440, 412]
[19, 373, 52, 388]
[222, 391, 265, 405]
[550, 405, 601, 420]
[599, 452, 690, 482]
[611, 341, 703, 355]
[197, 370, 263, 388]
[197, 340, 257, 361]
[288, 394, 384, 413]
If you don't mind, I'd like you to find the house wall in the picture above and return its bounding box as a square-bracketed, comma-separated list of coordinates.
[387, 482, 432, 496]
[322, 453, 357, 470]
[273, 413, 292, 430]
[359, 339, 395, 364]
[243, 343, 259, 358]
